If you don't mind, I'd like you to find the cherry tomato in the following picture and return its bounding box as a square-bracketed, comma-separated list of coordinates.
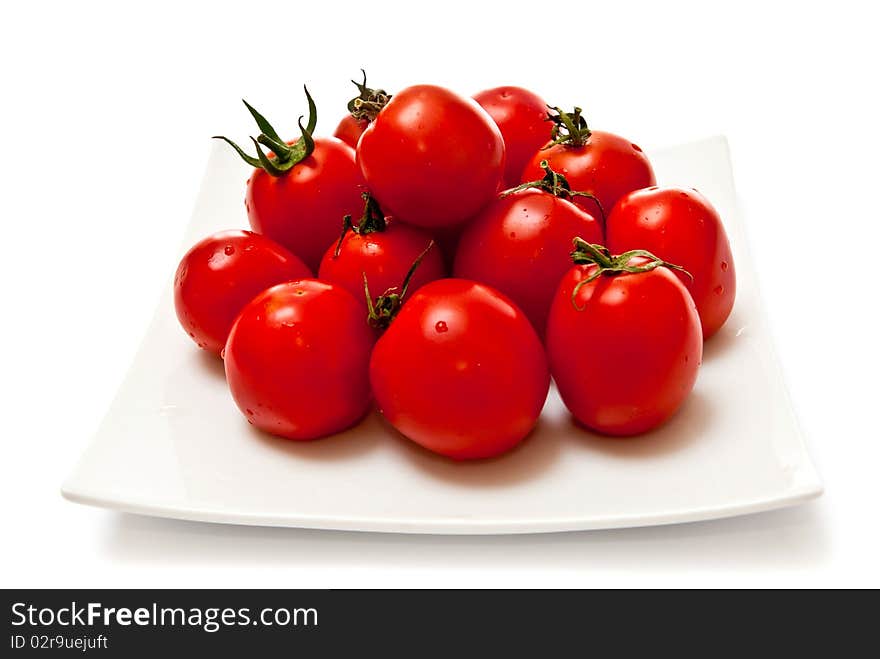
[318, 194, 446, 310]
[521, 107, 654, 222]
[333, 114, 368, 149]
[454, 186, 602, 334]
[546, 243, 702, 436]
[357, 85, 505, 228]
[244, 137, 365, 271]
[370, 279, 550, 460]
[224, 280, 375, 440]
[173, 230, 311, 355]
[606, 187, 736, 339]
[216, 91, 366, 271]
[473, 85, 552, 188]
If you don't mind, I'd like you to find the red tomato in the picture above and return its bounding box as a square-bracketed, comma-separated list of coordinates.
[244, 137, 365, 271]
[454, 187, 603, 334]
[333, 114, 368, 149]
[173, 230, 311, 355]
[546, 243, 702, 436]
[521, 107, 655, 222]
[318, 194, 446, 310]
[606, 187, 736, 339]
[370, 279, 550, 460]
[473, 86, 552, 188]
[224, 280, 375, 440]
[357, 85, 505, 228]
[216, 91, 366, 271]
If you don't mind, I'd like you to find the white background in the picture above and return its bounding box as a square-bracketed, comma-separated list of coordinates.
[1, 0, 877, 588]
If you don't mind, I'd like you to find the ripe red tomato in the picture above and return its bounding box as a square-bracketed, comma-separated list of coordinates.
[370, 279, 550, 460]
[173, 230, 311, 355]
[224, 280, 375, 440]
[216, 91, 365, 271]
[546, 243, 702, 436]
[454, 183, 603, 334]
[333, 114, 368, 149]
[521, 107, 655, 222]
[473, 85, 552, 188]
[606, 187, 736, 340]
[357, 85, 505, 228]
[318, 194, 446, 309]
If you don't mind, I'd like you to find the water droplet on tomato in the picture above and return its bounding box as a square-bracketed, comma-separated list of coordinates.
[721, 261, 729, 272]
[245, 408, 254, 416]
[509, 231, 517, 239]
[224, 245, 235, 256]
[220, 348, 226, 359]
[435, 320, 448, 333]
[631, 143, 643, 152]
[714, 285, 724, 295]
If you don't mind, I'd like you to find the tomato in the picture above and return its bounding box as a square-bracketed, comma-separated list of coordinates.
[357, 84, 505, 228]
[454, 164, 603, 334]
[173, 230, 311, 355]
[333, 114, 368, 149]
[224, 280, 375, 440]
[473, 85, 552, 188]
[370, 279, 550, 460]
[606, 187, 736, 339]
[215, 90, 365, 271]
[546, 242, 702, 436]
[520, 107, 655, 222]
[318, 193, 446, 310]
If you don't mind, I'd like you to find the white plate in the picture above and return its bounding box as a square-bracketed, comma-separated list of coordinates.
[62, 136, 822, 534]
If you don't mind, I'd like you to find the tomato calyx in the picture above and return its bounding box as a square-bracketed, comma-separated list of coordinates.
[503, 159, 607, 225]
[569, 238, 692, 310]
[364, 241, 435, 330]
[347, 69, 391, 122]
[333, 192, 388, 257]
[545, 106, 592, 149]
[213, 87, 318, 177]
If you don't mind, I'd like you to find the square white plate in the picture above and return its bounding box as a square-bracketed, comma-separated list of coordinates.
[62, 136, 822, 534]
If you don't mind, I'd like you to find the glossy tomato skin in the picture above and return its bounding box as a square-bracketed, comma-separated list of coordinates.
[333, 114, 369, 149]
[473, 86, 552, 188]
[606, 187, 736, 340]
[317, 222, 446, 310]
[246, 137, 365, 271]
[370, 279, 550, 460]
[357, 85, 505, 228]
[521, 131, 655, 221]
[173, 230, 311, 355]
[224, 280, 375, 440]
[454, 189, 603, 334]
[546, 262, 702, 436]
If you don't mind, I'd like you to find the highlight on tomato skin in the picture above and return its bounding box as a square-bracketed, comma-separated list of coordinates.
[369, 278, 551, 460]
[545, 254, 703, 437]
[173, 230, 311, 356]
[223, 279, 376, 441]
[605, 186, 736, 340]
